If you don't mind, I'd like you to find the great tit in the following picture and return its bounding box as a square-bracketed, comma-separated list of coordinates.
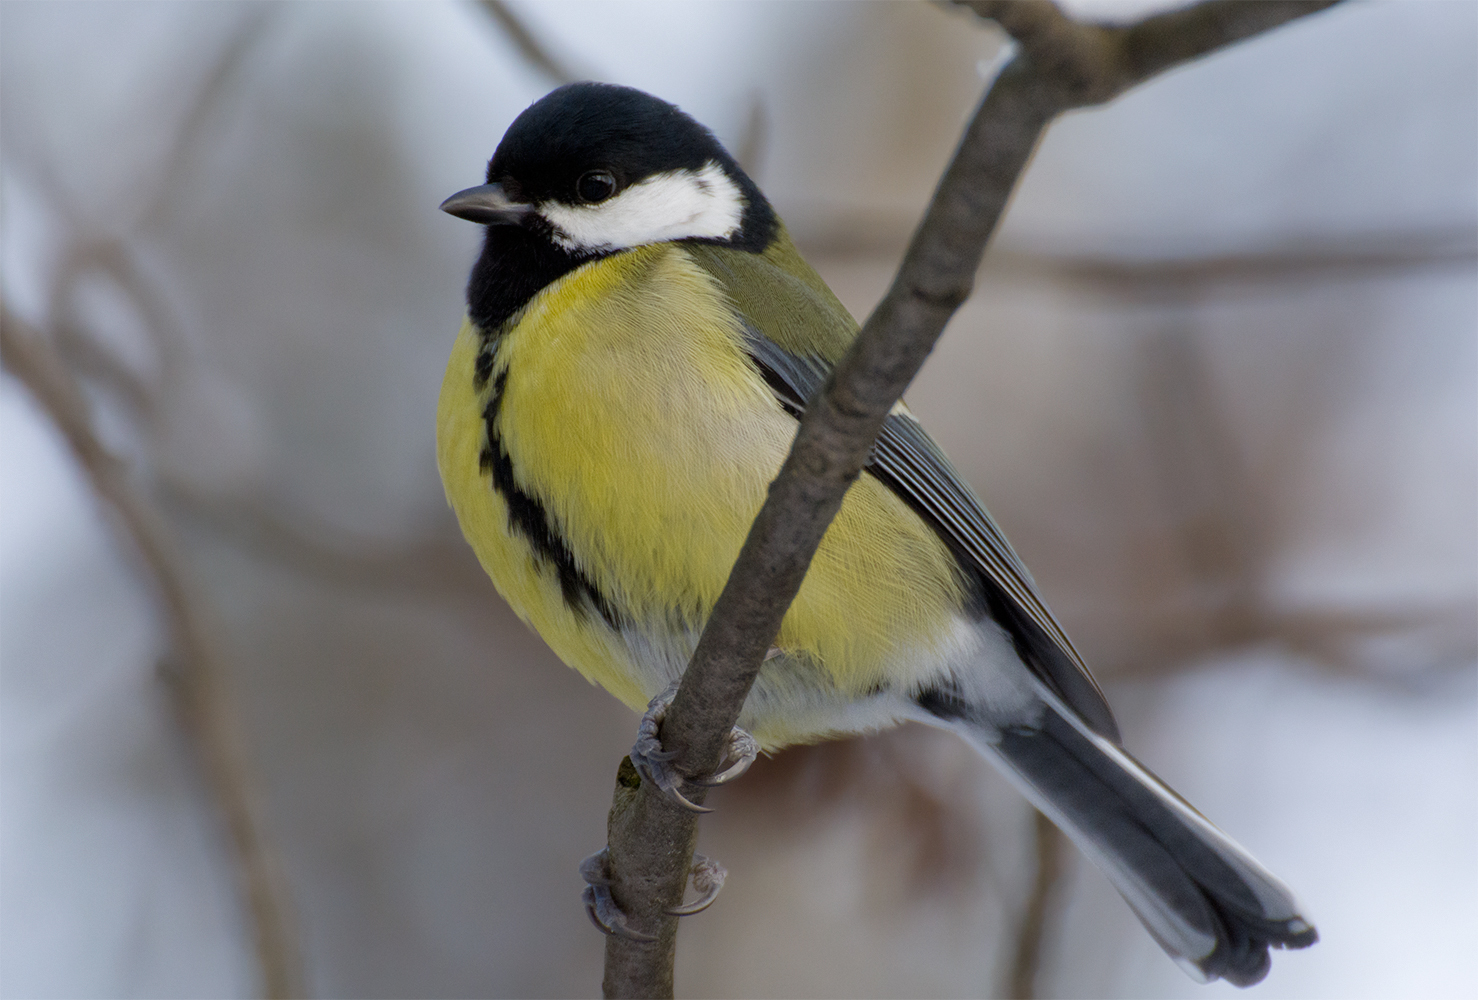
[436, 81, 1315, 986]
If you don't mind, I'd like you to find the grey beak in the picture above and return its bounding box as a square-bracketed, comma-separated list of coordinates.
[440, 183, 536, 226]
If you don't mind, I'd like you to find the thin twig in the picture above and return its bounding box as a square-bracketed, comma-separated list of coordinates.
[1006, 809, 1066, 999]
[733, 95, 768, 180]
[1, 304, 303, 1000]
[596, 2, 1343, 996]
[478, 0, 579, 84]
[160, 477, 490, 594]
[1, 17, 305, 992]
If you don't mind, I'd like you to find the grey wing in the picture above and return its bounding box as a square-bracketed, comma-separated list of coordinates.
[741, 325, 1121, 742]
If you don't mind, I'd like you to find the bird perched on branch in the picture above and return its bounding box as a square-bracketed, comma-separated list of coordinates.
[436, 81, 1316, 987]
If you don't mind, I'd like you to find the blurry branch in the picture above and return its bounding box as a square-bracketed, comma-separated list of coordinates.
[17, 5, 276, 234]
[146, 4, 281, 236]
[1137, 325, 1265, 652]
[2, 12, 460, 986]
[49, 241, 486, 596]
[1140, 328, 1474, 676]
[597, 2, 1341, 996]
[160, 479, 491, 594]
[1046, 243, 1476, 681]
[475, 0, 775, 188]
[15, 5, 278, 411]
[42, 237, 483, 595]
[1045, 233, 1478, 287]
[0, 14, 306, 997]
[1007, 811, 1067, 1000]
[15, 0, 479, 597]
[733, 96, 769, 180]
[2, 11, 471, 981]
[2, 23, 310, 991]
[0, 304, 302, 1000]
[49, 242, 176, 424]
[478, 0, 579, 84]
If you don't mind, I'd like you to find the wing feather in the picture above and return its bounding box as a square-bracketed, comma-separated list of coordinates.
[739, 324, 1120, 741]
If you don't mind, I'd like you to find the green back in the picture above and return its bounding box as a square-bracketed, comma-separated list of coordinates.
[684, 226, 858, 365]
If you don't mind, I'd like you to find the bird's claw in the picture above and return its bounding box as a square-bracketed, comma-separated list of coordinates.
[631, 684, 707, 811]
[629, 682, 760, 811]
[694, 729, 759, 787]
[666, 854, 727, 916]
[580, 848, 656, 942]
[579, 848, 729, 935]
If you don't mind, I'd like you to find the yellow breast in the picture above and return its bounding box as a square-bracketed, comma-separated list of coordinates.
[436, 242, 965, 730]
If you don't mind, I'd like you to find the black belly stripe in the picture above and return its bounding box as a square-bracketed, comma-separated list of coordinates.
[478, 364, 622, 628]
[473, 343, 495, 391]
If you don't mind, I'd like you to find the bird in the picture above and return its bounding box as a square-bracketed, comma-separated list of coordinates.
[436, 81, 1316, 987]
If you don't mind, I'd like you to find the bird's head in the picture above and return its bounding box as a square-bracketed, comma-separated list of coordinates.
[442, 82, 775, 256]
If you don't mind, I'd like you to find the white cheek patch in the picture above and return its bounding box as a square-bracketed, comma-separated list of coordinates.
[538, 161, 745, 253]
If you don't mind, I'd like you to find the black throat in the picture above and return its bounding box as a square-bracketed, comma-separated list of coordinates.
[464, 177, 779, 334]
[466, 224, 596, 333]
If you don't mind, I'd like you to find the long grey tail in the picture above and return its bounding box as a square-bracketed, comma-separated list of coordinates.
[920, 684, 1317, 987]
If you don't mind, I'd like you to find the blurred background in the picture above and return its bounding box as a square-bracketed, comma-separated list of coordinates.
[2, 1, 1474, 997]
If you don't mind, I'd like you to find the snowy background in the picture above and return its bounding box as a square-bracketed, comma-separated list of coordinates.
[2, 1, 1474, 998]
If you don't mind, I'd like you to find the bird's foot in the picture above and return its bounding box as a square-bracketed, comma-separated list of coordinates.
[579, 848, 729, 937]
[580, 848, 655, 941]
[667, 853, 727, 915]
[629, 682, 760, 813]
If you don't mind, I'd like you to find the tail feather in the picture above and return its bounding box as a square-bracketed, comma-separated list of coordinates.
[924, 685, 1317, 987]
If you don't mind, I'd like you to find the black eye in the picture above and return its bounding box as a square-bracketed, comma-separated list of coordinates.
[576, 170, 617, 204]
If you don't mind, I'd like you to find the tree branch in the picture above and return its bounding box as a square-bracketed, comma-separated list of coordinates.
[477, 0, 579, 84]
[598, 3, 1342, 996]
[1006, 809, 1067, 1000]
[0, 304, 303, 1000]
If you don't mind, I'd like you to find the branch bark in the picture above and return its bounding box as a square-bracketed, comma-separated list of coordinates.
[0, 304, 303, 1000]
[598, 3, 1342, 996]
